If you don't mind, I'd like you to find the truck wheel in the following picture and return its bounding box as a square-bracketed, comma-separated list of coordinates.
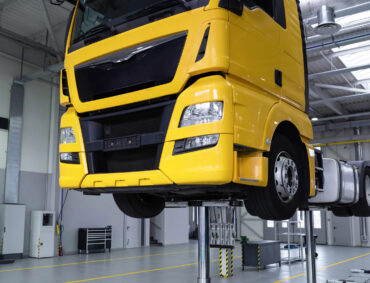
[351, 168, 370, 217]
[113, 193, 165, 218]
[244, 135, 307, 220]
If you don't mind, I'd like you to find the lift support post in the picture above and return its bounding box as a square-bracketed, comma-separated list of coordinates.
[305, 209, 317, 283]
[198, 206, 210, 283]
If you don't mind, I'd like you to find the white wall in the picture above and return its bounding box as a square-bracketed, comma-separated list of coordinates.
[61, 191, 124, 254]
[0, 53, 126, 256]
[151, 208, 189, 245]
[240, 207, 264, 241]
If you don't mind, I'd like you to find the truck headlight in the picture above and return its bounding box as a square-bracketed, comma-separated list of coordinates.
[173, 134, 220, 155]
[60, 127, 76, 144]
[179, 102, 223, 127]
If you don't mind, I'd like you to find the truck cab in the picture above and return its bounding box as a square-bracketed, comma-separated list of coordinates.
[59, 0, 316, 220]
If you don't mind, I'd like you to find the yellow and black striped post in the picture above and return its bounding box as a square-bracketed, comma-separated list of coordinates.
[231, 248, 234, 276]
[0, 237, 3, 254]
[258, 245, 261, 272]
[219, 248, 234, 278]
[219, 249, 222, 277]
[37, 237, 41, 258]
[225, 249, 229, 277]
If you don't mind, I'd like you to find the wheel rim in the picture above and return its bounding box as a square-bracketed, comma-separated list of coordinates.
[274, 151, 299, 203]
[366, 175, 370, 206]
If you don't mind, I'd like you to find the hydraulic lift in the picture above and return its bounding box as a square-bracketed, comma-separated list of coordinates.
[192, 203, 318, 283]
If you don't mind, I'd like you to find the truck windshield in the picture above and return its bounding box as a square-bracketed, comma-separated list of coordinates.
[71, 0, 207, 46]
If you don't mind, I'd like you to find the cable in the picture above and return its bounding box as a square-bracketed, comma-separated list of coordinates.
[57, 190, 69, 225]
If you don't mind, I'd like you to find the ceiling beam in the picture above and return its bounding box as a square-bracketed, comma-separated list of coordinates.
[315, 83, 370, 93]
[0, 27, 63, 58]
[18, 62, 64, 83]
[330, 44, 370, 58]
[309, 63, 370, 80]
[311, 111, 370, 122]
[309, 84, 347, 115]
[39, 0, 62, 59]
[310, 92, 370, 105]
[354, 79, 370, 86]
[312, 134, 370, 145]
[314, 119, 370, 132]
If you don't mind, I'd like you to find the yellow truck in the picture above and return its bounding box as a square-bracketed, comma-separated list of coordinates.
[58, 0, 317, 220]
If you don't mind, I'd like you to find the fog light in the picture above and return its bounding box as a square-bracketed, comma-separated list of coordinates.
[60, 152, 80, 164]
[173, 134, 220, 155]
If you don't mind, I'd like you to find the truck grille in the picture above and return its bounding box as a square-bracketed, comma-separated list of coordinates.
[74, 32, 187, 102]
[80, 99, 175, 174]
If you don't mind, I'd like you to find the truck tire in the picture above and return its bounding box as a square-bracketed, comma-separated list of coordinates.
[113, 193, 165, 218]
[351, 167, 370, 217]
[244, 135, 307, 220]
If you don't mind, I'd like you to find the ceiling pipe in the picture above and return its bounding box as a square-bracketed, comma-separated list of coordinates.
[304, 2, 370, 26]
[309, 63, 370, 79]
[306, 24, 370, 53]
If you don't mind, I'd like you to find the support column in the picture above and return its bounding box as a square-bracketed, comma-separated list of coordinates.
[305, 210, 317, 283]
[198, 206, 210, 283]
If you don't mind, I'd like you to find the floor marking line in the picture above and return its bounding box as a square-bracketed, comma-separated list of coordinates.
[65, 257, 242, 283]
[0, 250, 196, 273]
[273, 252, 370, 283]
[66, 262, 199, 283]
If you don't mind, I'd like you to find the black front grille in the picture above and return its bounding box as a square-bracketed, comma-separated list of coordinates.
[80, 100, 175, 174]
[75, 32, 187, 102]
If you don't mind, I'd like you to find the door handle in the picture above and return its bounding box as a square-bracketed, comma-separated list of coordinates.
[275, 69, 283, 87]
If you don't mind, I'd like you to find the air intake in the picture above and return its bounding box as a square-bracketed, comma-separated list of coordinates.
[314, 5, 341, 35]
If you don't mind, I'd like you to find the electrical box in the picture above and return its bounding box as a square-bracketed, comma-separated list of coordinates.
[29, 211, 55, 258]
[0, 204, 26, 259]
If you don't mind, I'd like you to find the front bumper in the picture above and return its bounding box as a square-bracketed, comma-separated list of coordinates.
[59, 75, 234, 190]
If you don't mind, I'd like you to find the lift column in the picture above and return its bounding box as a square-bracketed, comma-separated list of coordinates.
[198, 206, 211, 283]
[305, 210, 317, 283]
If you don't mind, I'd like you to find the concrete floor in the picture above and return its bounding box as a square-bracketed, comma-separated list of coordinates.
[0, 242, 370, 283]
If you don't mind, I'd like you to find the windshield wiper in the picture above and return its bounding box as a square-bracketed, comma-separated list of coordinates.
[110, 0, 192, 28]
[74, 19, 118, 43]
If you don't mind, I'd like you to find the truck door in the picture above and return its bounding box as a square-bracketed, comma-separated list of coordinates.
[229, 0, 286, 99]
[279, 0, 307, 111]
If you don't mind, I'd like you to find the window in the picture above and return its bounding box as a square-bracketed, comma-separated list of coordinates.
[245, 0, 286, 28]
[313, 211, 322, 229]
[267, 221, 275, 228]
[297, 211, 305, 229]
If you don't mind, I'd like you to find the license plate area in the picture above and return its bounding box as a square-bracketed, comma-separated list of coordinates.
[104, 135, 141, 152]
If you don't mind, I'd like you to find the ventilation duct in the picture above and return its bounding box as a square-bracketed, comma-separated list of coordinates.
[314, 5, 341, 35]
